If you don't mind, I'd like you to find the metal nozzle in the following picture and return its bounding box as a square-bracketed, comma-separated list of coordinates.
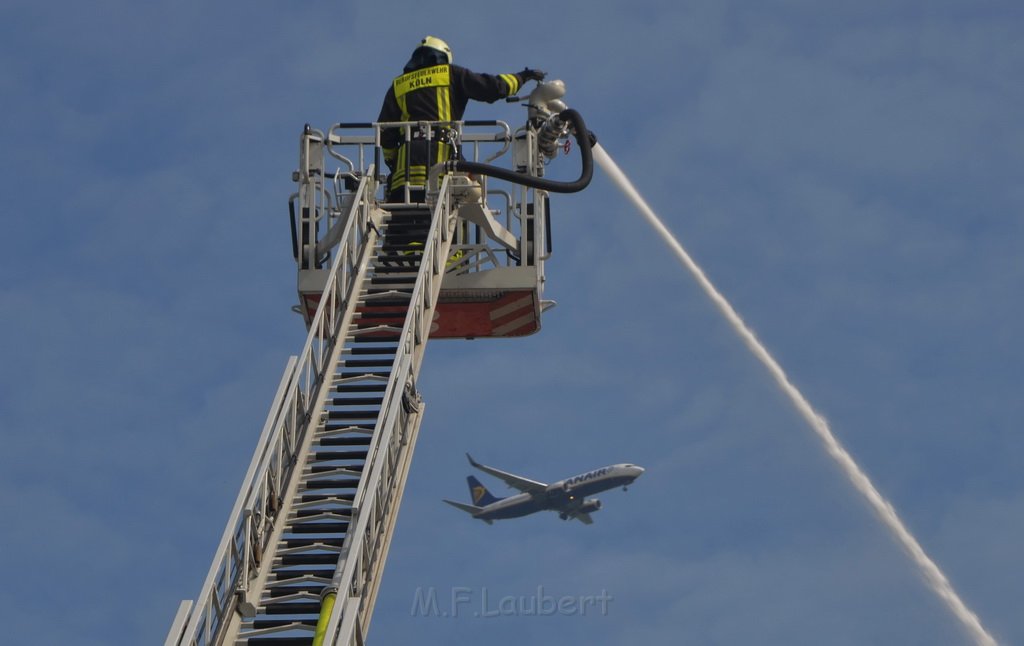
[528, 80, 567, 120]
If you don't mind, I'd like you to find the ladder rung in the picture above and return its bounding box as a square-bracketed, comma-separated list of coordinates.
[356, 309, 408, 321]
[261, 601, 322, 615]
[269, 570, 334, 583]
[289, 508, 352, 520]
[327, 410, 380, 420]
[336, 371, 391, 380]
[250, 617, 319, 628]
[285, 520, 351, 533]
[292, 508, 353, 519]
[320, 426, 375, 436]
[277, 553, 340, 567]
[341, 358, 394, 368]
[371, 265, 420, 274]
[334, 382, 388, 391]
[263, 584, 329, 598]
[363, 287, 413, 297]
[279, 538, 346, 549]
[298, 493, 356, 504]
[373, 257, 421, 265]
[350, 334, 401, 343]
[308, 464, 364, 475]
[313, 450, 369, 460]
[345, 346, 398, 355]
[355, 300, 410, 311]
[302, 479, 361, 490]
[317, 435, 373, 445]
[329, 396, 383, 406]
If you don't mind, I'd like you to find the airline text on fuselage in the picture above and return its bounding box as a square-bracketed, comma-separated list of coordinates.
[564, 468, 609, 488]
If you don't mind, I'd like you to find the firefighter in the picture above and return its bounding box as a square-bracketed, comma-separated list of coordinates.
[377, 35, 545, 202]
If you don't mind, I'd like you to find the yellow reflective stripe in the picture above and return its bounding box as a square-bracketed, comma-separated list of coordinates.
[397, 92, 409, 121]
[391, 167, 428, 186]
[393, 169, 428, 179]
[436, 85, 451, 122]
[446, 248, 464, 268]
[401, 91, 413, 121]
[390, 138, 452, 190]
[393, 64, 450, 99]
[500, 73, 520, 96]
[397, 241, 462, 267]
[436, 141, 449, 165]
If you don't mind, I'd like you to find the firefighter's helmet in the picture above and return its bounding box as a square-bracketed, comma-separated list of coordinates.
[418, 36, 452, 64]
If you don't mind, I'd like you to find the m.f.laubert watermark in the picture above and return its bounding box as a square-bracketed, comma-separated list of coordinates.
[411, 585, 613, 618]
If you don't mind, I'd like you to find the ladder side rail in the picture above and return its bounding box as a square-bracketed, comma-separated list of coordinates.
[324, 178, 456, 645]
[356, 380, 425, 638]
[352, 184, 454, 633]
[316, 172, 374, 262]
[298, 176, 377, 391]
[220, 194, 385, 642]
[172, 355, 300, 646]
[172, 177, 380, 646]
[163, 601, 193, 646]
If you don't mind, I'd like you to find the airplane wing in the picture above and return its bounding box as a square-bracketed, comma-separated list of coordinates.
[573, 512, 594, 525]
[466, 453, 547, 494]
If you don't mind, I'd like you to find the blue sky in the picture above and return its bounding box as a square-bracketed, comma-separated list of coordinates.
[2, 1, 1022, 644]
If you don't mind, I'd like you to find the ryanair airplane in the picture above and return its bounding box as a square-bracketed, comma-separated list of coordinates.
[443, 454, 644, 525]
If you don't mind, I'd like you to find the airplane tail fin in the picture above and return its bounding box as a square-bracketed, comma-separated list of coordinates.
[467, 475, 501, 506]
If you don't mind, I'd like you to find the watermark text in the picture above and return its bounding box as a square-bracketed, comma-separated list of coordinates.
[410, 585, 613, 618]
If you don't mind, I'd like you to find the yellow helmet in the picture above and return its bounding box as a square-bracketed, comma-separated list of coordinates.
[419, 35, 452, 64]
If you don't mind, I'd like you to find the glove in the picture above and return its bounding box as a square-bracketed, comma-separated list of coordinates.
[520, 67, 546, 82]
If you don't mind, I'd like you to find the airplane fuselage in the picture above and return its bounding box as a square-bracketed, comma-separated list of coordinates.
[473, 464, 643, 521]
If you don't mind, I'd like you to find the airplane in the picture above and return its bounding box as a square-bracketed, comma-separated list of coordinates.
[443, 453, 645, 525]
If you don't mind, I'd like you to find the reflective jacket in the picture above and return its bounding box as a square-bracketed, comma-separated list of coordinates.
[377, 64, 527, 194]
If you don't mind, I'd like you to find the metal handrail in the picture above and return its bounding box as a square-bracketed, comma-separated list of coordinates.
[322, 175, 456, 645]
[168, 174, 378, 646]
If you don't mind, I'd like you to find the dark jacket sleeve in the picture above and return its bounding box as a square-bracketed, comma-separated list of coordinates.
[377, 85, 402, 165]
[453, 66, 527, 104]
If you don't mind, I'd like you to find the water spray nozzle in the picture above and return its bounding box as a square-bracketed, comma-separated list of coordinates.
[528, 80, 567, 120]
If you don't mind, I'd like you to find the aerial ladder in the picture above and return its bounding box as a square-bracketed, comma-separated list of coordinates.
[165, 80, 593, 646]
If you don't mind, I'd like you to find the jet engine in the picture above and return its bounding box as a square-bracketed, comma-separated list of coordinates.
[579, 499, 602, 513]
